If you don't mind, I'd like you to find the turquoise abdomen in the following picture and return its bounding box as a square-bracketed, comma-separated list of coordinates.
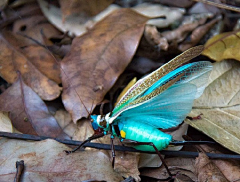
[118, 120, 172, 151]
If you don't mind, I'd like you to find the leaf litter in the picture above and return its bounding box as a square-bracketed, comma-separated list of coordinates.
[1, 0, 240, 182]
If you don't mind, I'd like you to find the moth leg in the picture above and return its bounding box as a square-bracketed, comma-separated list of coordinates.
[110, 135, 116, 168]
[64, 133, 105, 154]
[122, 139, 173, 179]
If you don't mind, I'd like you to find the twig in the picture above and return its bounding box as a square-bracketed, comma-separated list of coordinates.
[14, 160, 24, 182]
[1, 132, 240, 160]
[192, 0, 240, 13]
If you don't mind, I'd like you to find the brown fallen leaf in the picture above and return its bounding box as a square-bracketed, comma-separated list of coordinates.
[0, 32, 61, 100]
[0, 75, 67, 138]
[140, 157, 197, 181]
[61, 8, 149, 122]
[12, 15, 62, 46]
[21, 46, 61, 84]
[202, 29, 240, 62]
[0, 2, 42, 29]
[59, 0, 114, 20]
[114, 151, 140, 181]
[54, 109, 78, 138]
[72, 119, 141, 181]
[38, 0, 120, 36]
[195, 152, 229, 182]
[185, 60, 240, 154]
[200, 145, 240, 182]
[0, 138, 123, 181]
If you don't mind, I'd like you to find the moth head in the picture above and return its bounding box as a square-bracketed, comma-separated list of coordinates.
[90, 114, 109, 130]
[90, 115, 99, 130]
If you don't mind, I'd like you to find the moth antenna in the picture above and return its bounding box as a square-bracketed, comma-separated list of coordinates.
[99, 100, 110, 116]
[192, 0, 240, 13]
[19, 32, 91, 116]
[89, 99, 95, 118]
[100, 102, 104, 116]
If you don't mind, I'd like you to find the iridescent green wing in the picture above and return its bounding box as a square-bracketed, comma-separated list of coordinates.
[112, 45, 204, 118]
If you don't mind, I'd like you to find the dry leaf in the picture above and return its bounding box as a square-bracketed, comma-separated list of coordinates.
[195, 152, 229, 182]
[0, 0, 8, 11]
[114, 151, 140, 181]
[0, 112, 12, 133]
[185, 60, 240, 154]
[54, 109, 78, 138]
[162, 14, 209, 45]
[133, 3, 185, 28]
[0, 32, 61, 100]
[61, 8, 149, 122]
[144, 25, 168, 51]
[0, 138, 123, 181]
[140, 157, 197, 181]
[200, 145, 240, 182]
[59, 0, 114, 20]
[12, 15, 62, 46]
[0, 75, 67, 138]
[38, 0, 120, 36]
[72, 119, 141, 181]
[179, 16, 221, 51]
[202, 30, 240, 62]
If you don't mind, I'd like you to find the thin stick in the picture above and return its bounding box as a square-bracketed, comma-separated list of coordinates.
[192, 0, 240, 13]
[1, 132, 240, 160]
[14, 160, 24, 182]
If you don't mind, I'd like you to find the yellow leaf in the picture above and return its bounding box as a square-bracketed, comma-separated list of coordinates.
[115, 77, 137, 106]
[202, 30, 240, 61]
[185, 60, 240, 154]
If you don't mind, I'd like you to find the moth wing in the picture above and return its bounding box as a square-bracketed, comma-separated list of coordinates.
[111, 61, 212, 120]
[115, 83, 197, 129]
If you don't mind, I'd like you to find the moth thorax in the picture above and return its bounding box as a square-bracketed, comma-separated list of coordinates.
[97, 114, 110, 130]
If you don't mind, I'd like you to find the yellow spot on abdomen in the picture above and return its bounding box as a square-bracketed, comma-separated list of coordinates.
[120, 130, 126, 138]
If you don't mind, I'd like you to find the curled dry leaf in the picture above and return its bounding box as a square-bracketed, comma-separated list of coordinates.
[38, 0, 120, 36]
[0, 138, 123, 181]
[195, 152, 229, 182]
[133, 3, 185, 28]
[144, 25, 168, 51]
[0, 76, 67, 138]
[0, 112, 12, 133]
[61, 8, 149, 122]
[179, 16, 221, 51]
[202, 29, 240, 62]
[0, 32, 61, 100]
[185, 60, 240, 154]
[162, 13, 210, 45]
